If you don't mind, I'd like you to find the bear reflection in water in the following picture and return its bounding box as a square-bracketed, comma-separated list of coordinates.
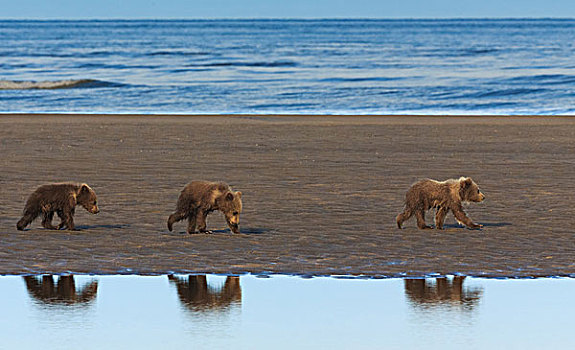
[404, 276, 483, 309]
[168, 275, 241, 312]
[23, 275, 98, 306]
[21, 275, 481, 312]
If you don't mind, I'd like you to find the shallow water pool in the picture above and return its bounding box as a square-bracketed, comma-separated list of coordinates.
[0, 275, 572, 349]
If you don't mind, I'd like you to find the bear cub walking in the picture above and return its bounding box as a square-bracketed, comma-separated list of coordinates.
[396, 177, 485, 230]
[17, 183, 99, 231]
[167, 181, 243, 234]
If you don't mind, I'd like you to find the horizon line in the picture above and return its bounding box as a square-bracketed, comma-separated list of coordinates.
[1, 16, 574, 21]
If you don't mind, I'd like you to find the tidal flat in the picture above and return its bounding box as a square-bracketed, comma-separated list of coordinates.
[0, 115, 574, 277]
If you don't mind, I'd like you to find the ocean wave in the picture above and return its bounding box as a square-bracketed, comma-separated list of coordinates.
[147, 50, 213, 56]
[75, 63, 157, 69]
[320, 77, 402, 83]
[187, 60, 298, 68]
[247, 102, 319, 109]
[505, 74, 575, 85]
[460, 48, 499, 56]
[0, 79, 124, 90]
[473, 88, 548, 98]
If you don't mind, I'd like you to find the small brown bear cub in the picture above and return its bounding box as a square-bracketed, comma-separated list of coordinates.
[167, 181, 243, 234]
[17, 183, 99, 231]
[396, 177, 485, 230]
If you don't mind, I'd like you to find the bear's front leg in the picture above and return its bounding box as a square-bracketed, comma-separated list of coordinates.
[196, 209, 212, 234]
[60, 209, 76, 230]
[452, 206, 482, 229]
[41, 211, 58, 230]
[187, 212, 198, 234]
[435, 207, 449, 229]
[416, 209, 432, 229]
[56, 210, 67, 229]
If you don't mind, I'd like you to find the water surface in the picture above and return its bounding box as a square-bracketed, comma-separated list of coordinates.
[0, 275, 572, 349]
[2, 19, 575, 114]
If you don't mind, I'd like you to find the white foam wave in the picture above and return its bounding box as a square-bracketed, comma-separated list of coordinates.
[0, 79, 118, 90]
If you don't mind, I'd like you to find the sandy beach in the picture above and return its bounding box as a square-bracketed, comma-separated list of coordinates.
[0, 114, 574, 277]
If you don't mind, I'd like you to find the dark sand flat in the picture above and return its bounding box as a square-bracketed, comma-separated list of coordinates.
[1, 114, 574, 277]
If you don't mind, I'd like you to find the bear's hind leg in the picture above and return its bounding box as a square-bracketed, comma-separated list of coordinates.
[396, 208, 414, 229]
[168, 211, 187, 231]
[16, 218, 29, 231]
[17, 212, 36, 230]
[416, 209, 432, 229]
[16, 205, 41, 230]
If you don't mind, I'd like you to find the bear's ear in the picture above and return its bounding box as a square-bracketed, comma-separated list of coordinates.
[80, 184, 91, 193]
[236, 191, 242, 198]
[225, 192, 234, 201]
[460, 177, 472, 188]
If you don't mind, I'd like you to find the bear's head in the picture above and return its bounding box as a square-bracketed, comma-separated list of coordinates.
[77, 184, 100, 214]
[458, 177, 485, 203]
[217, 191, 243, 233]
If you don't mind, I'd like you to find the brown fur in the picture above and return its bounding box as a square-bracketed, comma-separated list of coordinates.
[167, 181, 243, 234]
[16, 183, 99, 231]
[396, 177, 485, 229]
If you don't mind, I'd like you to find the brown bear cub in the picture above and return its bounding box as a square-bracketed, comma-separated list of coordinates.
[167, 181, 243, 234]
[16, 183, 99, 231]
[396, 177, 485, 230]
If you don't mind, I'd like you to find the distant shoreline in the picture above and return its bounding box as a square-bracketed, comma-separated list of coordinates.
[1, 18, 575, 21]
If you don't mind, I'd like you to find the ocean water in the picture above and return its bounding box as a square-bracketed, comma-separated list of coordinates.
[1, 19, 575, 115]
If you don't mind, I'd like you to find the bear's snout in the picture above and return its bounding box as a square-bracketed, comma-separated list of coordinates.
[229, 223, 240, 233]
[91, 206, 100, 214]
[227, 213, 240, 226]
[479, 192, 485, 201]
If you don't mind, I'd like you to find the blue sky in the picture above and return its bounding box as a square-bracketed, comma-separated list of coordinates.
[1, 0, 575, 19]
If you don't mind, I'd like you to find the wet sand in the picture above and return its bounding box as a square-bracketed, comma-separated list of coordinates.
[1, 114, 574, 277]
